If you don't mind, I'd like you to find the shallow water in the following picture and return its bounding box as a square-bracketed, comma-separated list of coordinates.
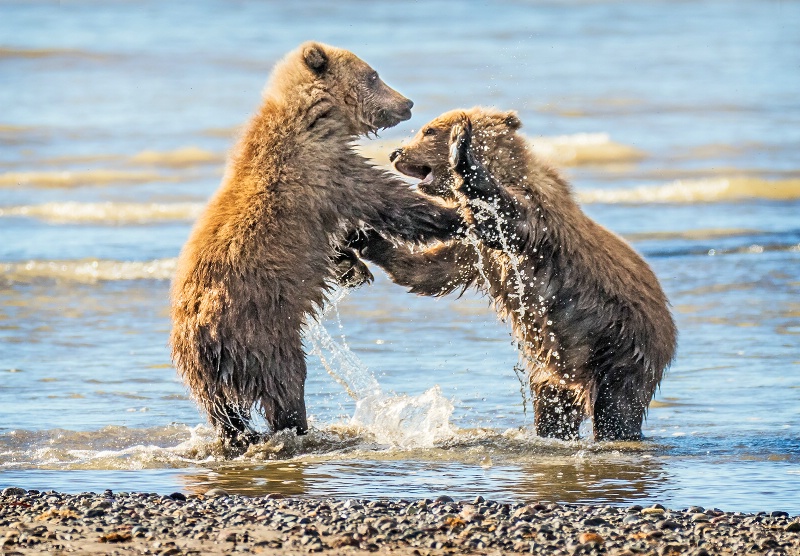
[2, 1, 799, 513]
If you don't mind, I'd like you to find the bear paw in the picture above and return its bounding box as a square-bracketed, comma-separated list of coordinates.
[333, 247, 375, 288]
[448, 116, 474, 176]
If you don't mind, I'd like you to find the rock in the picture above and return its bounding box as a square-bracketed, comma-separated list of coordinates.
[434, 495, 454, 504]
[785, 521, 800, 532]
[583, 517, 608, 527]
[657, 519, 681, 530]
[169, 492, 186, 501]
[771, 511, 789, 518]
[513, 505, 536, 519]
[218, 530, 238, 542]
[98, 531, 132, 543]
[265, 492, 284, 499]
[642, 507, 665, 516]
[460, 505, 481, 522]
[2, 487, 26, 496]
[578, 532, 604, 545]
[691, 513, 710, 522]
[204, 488, 229, 498]
[473, 495, 485, 504]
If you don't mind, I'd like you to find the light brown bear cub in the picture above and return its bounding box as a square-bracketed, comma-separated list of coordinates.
[170, 42, 459, 450]
[357, 107, 677, 441]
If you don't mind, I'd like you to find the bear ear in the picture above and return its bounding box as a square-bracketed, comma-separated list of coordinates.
[303, 43, 328, 75]
[503, 111, 522, 130]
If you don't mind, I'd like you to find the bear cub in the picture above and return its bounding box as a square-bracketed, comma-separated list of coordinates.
[170, 42, 460, 451]
[357, 107, 677, 441]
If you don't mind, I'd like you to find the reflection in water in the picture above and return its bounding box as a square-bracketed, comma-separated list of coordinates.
[179, 449, 668, 505]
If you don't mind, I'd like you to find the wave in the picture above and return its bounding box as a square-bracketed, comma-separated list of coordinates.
[528, 132, 645, 166]
[579, 177, 800, 204]
[129, 147, 223, 168]
[0, 201, 204, 223]
[0, 258, 177, 284]
[355, 133, 645, 167]
[647, 241, 800, 259]
[0, 169, 169, 188]
[0, 47, 106, 60]
[0, 124, 33, 134]
[626, 228, 761, 242]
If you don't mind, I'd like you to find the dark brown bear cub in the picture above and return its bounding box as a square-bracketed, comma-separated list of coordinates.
[358, 107, 676, 441]
[169, 42, 459, 451]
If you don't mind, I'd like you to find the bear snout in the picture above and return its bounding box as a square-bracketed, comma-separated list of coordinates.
[398, 98, 414, 117]
[389, 148, 404, 163]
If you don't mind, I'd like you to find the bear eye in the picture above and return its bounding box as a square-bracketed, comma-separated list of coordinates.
[368, 72, 379, 83]
[423, 127, 436, 137]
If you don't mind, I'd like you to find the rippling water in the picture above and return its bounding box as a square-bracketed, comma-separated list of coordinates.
[1, 1, 799, 513]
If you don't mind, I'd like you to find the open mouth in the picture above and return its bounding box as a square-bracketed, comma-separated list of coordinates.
[394, 160, 432, 184]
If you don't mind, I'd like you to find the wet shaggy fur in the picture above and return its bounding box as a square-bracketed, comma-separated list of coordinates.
[169, 42, 459, 450]
[358, 107, 677, 441]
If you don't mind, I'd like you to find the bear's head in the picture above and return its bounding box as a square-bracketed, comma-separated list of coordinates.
[296, 41, 414, 136]
[390, 107, 522, 199]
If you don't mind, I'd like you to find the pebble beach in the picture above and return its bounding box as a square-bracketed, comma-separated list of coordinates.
[2, 488, 800, 555]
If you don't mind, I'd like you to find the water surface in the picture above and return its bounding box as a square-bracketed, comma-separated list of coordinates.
[1, 0, 799, 514]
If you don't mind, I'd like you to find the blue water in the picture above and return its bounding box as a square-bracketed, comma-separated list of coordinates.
[1, 0, 799, 513]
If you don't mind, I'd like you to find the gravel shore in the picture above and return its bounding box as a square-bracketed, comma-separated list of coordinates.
[2, 487, 800, 555]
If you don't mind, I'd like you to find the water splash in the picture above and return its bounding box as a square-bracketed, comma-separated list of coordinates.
[352, 387, 455, 448]
[0, 424, 218, 470]
[304, 288, 381, 400]
[461, 194, 552, 416]
[304, 287, 455, 448]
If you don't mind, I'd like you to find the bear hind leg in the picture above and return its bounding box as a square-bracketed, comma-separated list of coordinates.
[270, 396, 309, 435]
[532, 382, 584, 440]
[262, 351, 309, 435]
[208, 400, 261, 453]
[591, 379, 648, 441]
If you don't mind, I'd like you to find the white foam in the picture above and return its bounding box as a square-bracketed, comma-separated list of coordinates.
[352, 386, 455, 448]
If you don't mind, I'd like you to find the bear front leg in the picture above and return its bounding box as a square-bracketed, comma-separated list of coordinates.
[360, 172, 464, 246]
[532, 382, 584, 441]
[332, 245, 374, 288]
[449, 119, 528, 252]
[352, 229, 480, 297]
